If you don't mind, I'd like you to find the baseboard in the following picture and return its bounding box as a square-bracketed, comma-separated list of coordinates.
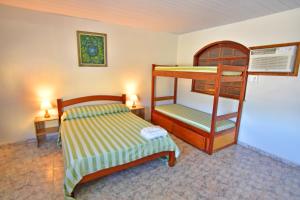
[238, 141, 300, 168]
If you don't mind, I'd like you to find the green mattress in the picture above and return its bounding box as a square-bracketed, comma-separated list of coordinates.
[60, 104, 179, 199]
[155, 104, 235, 132]
[155, 66, 241, 76]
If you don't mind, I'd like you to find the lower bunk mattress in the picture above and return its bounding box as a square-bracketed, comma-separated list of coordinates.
[154, 104, 235, 132]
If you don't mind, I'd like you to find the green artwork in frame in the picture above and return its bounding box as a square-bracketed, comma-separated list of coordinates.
[77, 31, 107, 67]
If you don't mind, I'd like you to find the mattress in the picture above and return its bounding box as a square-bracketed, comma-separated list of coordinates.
[60, 104, 180, 198]
[155, 104, 235, 132]
[155, 66, 241, 76]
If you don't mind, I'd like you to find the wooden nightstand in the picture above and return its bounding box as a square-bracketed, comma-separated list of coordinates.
[129, 105, 145, 119]
[34, 115, 59, 147]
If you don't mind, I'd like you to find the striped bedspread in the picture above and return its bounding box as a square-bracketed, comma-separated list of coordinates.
[60, 104, 180, 199]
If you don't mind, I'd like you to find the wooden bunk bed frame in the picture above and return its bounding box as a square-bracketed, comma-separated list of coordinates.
[57, 94, 176, 197]
[151, 64, 247, 154]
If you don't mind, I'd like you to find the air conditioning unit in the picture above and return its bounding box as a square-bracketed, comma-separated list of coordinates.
[249, 45, 297, 72]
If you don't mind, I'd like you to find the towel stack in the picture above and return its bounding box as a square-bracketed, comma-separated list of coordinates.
[140, 126, 168, 140]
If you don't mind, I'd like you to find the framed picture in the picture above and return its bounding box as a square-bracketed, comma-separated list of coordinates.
[77, 31, 107, 67]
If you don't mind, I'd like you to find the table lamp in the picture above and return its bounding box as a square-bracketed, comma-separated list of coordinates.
[130, 94, 138, 108]
[41, 100, 52, 118]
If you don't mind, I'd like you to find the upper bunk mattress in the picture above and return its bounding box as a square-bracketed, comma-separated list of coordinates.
[155, 66, 241, 76]
[155, 104, 235, 132]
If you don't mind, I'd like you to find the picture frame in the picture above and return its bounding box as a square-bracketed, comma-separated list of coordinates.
[77, 31, 107, 67]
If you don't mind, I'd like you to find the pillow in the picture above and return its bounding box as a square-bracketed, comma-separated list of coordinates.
[62, 103, 130, 120]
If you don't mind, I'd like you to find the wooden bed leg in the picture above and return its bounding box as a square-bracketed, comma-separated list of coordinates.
[208, 149, 213, 155]
[168, 151, 176, 167]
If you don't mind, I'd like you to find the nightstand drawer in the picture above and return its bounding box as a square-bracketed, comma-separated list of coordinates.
[36, 127, 59, 136]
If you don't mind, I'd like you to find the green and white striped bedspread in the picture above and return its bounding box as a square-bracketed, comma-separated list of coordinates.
[60, 104, 180, 199]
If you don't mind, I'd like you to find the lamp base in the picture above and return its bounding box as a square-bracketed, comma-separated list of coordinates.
[44, 110, 50, 118]
[132, 101, 136, 108]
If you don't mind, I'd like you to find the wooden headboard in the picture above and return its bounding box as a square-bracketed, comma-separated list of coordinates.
[57, 94, 126, 123]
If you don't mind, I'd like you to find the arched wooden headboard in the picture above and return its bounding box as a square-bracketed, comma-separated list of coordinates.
[192, 40, 249, 99]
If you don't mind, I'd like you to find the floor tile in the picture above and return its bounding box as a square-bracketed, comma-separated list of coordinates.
[0, 136, 300, 200]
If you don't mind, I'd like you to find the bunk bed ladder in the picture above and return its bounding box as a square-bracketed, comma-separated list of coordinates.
[234, 69, 248, 144]
[208, 64, 247, 154]
[208, 64, 222, 154]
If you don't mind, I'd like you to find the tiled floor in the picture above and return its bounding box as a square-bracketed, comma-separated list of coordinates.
[0, 136, 300, 200]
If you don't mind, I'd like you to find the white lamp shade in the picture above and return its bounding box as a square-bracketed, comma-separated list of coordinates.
[41, 100, 52, 110]
[130, 94, 138, 101]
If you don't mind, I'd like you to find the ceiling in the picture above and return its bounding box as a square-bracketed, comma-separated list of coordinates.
[1, 0, 300, 33]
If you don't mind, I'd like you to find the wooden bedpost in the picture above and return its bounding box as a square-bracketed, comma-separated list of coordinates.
[151, 64, 156, 112]
[57, 98, 63, 125]
[174, 78, 178, 104]
[121, 94, 126, 104]
[208, 64, 222, 154]
[173, 64, 178, 104]
[168, 151, 176, 167]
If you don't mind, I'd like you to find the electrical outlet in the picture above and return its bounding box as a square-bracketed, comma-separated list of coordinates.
[248, 75, 259, 83]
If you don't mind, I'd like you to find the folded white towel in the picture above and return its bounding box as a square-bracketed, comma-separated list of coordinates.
[140, 126, 162, 133]
[140, 126, 168, 140]
[141, 126, 167, 135]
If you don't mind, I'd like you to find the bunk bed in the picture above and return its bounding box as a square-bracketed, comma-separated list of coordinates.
[151, 64, 247, 154]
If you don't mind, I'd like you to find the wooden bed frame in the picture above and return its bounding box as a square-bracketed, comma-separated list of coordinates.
[57, 94, 176, 197]
[151, 64, 247, 155]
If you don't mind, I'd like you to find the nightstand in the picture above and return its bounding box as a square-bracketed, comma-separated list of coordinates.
[34, 115, 59, 147]
[129, 105, 145, 119]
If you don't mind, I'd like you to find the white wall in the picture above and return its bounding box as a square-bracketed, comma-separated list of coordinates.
[0, 5, 177, 144]
[1, 4, 299, 165]
[177, 8, 300, 164]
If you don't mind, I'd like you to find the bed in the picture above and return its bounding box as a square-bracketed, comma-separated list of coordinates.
[151, 64, 247, 154]
[57, 95, 179, 199]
